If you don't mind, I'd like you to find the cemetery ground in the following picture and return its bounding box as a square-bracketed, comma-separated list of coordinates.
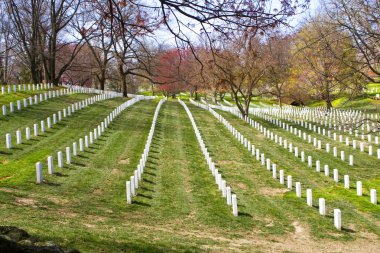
[0, 94, 379, 252]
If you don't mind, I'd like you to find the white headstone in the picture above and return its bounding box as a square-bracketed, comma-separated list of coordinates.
[333, 169, 339, 182]
[48, 156, 54, 174]
[33, 124, 38, 136]
[279, 170, 284, 184]
[334, 209, 341, 230]
[36, 162, 43, 184]
[319, 198, 325, 215]
[306, 189, 312, 207]
[344, 175, 349, 189]
[324, 165, 329, 176]
[356, 181, 362, 196]
[57, 151, 63, 168]
[226, 186, 232, 205]
[287, 175, 292, 189]
[296, 182, 301, 197]
[232, 194, 238, 217]
[126, 181, 132, 204]
[25, 127, 31, 140]
[5, 133, 11, 149]
[16, 130, 22, 144]
[370, 189, 377, 204]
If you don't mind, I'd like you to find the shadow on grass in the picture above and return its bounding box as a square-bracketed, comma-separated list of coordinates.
[43, 181, 61, 186]
[72, 162, 86, 167]
[54, 172, 68, 177]
[148, 160, 159, 165]
[140, 186, 155, 192]
[138, 193, 153, 199]
[144, 172, 157, 177]
[342, 227, 356, 233]
[238, 211, 253, 217]
[133, 200, 151, 207]
[143, 178, 156, 185]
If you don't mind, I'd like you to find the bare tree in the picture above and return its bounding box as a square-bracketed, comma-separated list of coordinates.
[0, 1, 18, 85]
[8, 0, 45, 84]
[213, 34, 269, 116]
[324, 0, 380, 83]
[263, 34, 294, 107]
[294, 17, 363, 110]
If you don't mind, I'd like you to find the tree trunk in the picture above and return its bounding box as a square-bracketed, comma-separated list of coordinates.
[118, 63, 128, 97]
[326, 99, 332, 111]
[219, 92, 225, 101]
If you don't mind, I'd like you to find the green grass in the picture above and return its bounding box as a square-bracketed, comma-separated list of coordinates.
[0, 97, 379, 252]
[0, 87, 63, 106]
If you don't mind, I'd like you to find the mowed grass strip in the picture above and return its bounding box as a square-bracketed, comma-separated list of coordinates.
[0, 99, 378, 253]
[0, 100, 241, 252]
[0, 87, 62, 106]
[210, 107, 380, 236]
[0, 92, 96, 145]
[245, 111, 380, 194]
[0, 97, 127, 186]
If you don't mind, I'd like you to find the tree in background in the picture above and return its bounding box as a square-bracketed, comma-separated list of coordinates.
[212, 34, 269, 116]
[324, 0, 380, 83]
[294, 16, 364, 110]
[262, 34, 294, 107]
[154, 48, 196, 98]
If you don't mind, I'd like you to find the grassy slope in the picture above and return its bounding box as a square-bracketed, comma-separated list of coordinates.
[0, 99, 379, 252]
[0, 87, 62, 106]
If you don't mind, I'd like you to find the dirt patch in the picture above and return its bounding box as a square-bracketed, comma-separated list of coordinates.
[44, 196, 69, 205]
[0, 187, 14, 193]
[128, 222, 380, 253]
[217, 160, 240, 165]
[0, 175, 13, 181]
[237, 183, 247, 190]
[87, 215, 106, 223]
[92, 188, 103, 195]
[292, 221, 310, 238]
[118, 159, 129, 164]
[111, 168, 122, 175]
[1, 160, 9, 165]
[259, 187, 288, 196]
[83, 223, 97, 228]
[57, 209, 78, 218]
[15, 198, 38, 208]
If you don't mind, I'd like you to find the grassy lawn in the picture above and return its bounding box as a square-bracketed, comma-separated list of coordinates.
[0, 99, 379, 252]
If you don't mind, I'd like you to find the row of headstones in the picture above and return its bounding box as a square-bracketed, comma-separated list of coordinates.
[258, 106, 379, 136]
[221, 107, 378, 205]
[253, 106, 379, 142]
[252, 105, 369, 131]
[60, 84, 123, 97]
[1, 83, 53, 95]
[182, 99, 238, 216]
[5, 93, 117, 149]
[270, 108, 380, 144]
[126, 99, 166, 204]
[251, 108, 380, 158]
[275, 103, 379, 123]
[35, 95, 149, 183]
[248, 110, 380, 163]
[2, 88, 76, 117]
[193, 101, 346, 230]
